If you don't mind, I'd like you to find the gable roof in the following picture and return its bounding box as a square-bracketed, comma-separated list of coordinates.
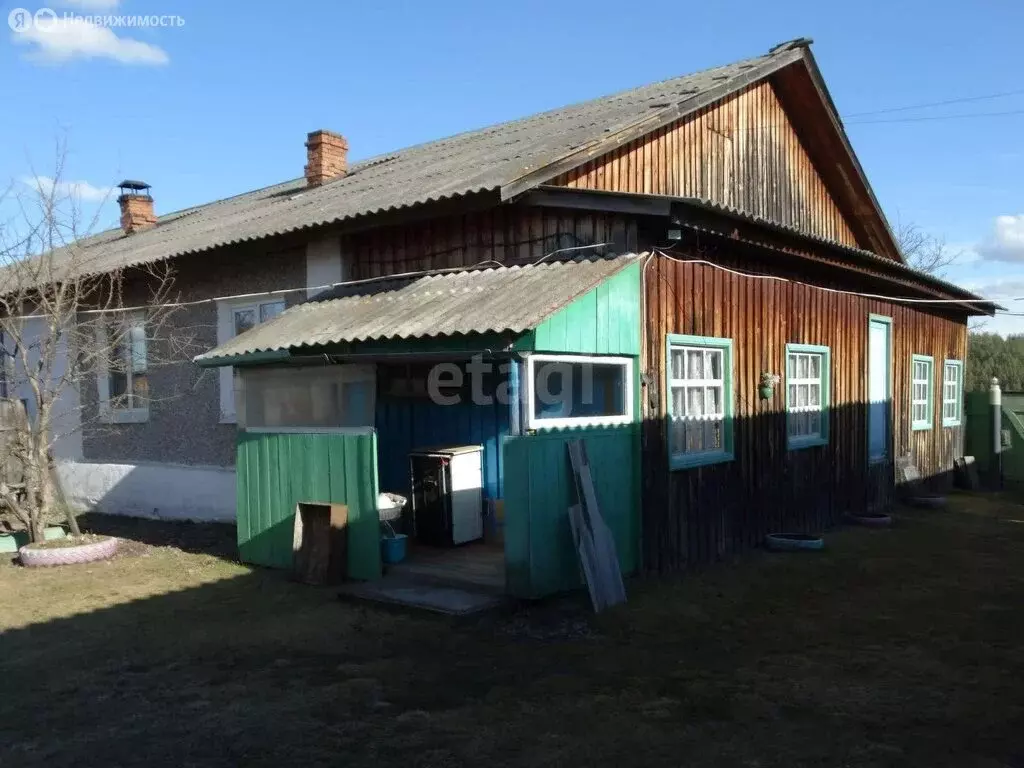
[194, 254, 639, 365]
[62, 40, 830, 275]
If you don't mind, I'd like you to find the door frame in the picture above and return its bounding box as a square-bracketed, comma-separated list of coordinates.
[867, 313, 893, 464]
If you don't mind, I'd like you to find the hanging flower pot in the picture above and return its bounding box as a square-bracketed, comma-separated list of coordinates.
[759, 372, 780, 400]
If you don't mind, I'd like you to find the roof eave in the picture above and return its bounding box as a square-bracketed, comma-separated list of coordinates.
[790, 48, 904, 263]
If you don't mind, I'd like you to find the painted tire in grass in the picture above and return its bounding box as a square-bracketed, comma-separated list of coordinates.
[18, 536, 118, 567]
[765, 533, 824, 552]
[846, 512, 893, 527]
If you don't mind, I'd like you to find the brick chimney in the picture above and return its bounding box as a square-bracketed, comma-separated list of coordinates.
[304, 130, 348, 186]
[117, 180, 157, 234]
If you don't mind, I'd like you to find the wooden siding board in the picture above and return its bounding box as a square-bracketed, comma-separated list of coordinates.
[551, 81, 859, 248]
[642, 248, 967, 571]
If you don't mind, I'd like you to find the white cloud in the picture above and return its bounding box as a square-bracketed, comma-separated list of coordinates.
[21, 176, 114, 204]
[10, 16, 168, 66]
[978, 214, 1024, 263]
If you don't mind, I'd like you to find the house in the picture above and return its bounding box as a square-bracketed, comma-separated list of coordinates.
[40, 37, 993, 597]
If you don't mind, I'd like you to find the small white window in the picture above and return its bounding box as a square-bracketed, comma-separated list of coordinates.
[666, 335, 733, 469]
[525, 354, 633, 430]
[217, 297, 286, 423]
[942, 360, 963, 427]
[786, 345, 830, 448]
[911, 355, 934, 431]
[239, 365, 376, 430]
[97, 312, 149, 423]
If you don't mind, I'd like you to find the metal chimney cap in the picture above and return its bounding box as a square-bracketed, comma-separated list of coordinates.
[117, 180, 151, 192]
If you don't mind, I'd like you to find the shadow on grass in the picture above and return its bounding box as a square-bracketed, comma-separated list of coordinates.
[1, 501, 1022, 767]
[76, 511, 238, 560]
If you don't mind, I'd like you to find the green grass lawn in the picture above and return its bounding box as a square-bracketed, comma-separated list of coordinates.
[1, 494, 1023, 767]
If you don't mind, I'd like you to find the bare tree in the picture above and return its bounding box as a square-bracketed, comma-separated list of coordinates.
[895, 220, 960, 276]
[0, 144, 182, 543]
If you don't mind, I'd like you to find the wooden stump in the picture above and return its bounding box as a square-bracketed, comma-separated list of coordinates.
[292, 502, 349, 585]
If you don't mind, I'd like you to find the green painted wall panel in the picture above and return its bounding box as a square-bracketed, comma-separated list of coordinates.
[236, 430, 381, 580]
[966, 392, 1024, 486]
[503, 424, 640, 598]
[527, 261, 641, 355]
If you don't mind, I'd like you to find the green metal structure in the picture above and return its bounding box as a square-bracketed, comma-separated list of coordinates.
[503, 424, 640, 598]
[965, 391, 1024, 488]
[235, 430, 381, 580]
[230, 259, 643, 598]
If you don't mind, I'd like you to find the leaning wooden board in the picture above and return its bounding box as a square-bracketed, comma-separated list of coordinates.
[567, 440, 626, 612]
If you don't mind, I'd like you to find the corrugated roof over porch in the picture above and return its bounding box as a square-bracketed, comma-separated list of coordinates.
[194, 255, 641, 365]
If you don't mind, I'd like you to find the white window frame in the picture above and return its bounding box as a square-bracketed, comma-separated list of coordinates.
[911, 354, 934, 431]
[96, 311, 149, 424]
[666, 334, 734, 469]
[524, 354, 634, 430]
[216, 296, 287, 423]
[942, 359, 964, 427]
[786, 344, 830, 449]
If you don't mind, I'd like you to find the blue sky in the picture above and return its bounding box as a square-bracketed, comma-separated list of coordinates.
[2, 0, 1021, 330]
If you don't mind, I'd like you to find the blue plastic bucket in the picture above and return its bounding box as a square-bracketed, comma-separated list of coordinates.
[380, 533, 408, 564]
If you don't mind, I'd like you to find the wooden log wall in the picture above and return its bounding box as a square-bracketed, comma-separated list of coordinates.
[552, 81, 860, 249]
[344, 207, 638, 279]
[641, 244, 968, 573]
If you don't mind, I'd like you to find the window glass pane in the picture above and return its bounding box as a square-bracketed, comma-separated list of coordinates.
[705, 386, 721, 417]
[671, 350, 685, 380]
[687, 351, 703, 380]
[809, 384, 820, 407]
[670, 413, 685, 453]
[260, 301, 286, 323]
[131, 372, 148, 403]
[707, 350, 722, 381]
[789, 383, 797, 404]
[234, 309, 256, 336]
[687, 387, 704, 417]
[797, 384, 808, 407]
[686, 421, 704, 452]
[109, 370, 128, 399]
[672, 387, 685, 418]
[797, 355, 809, 378]
[808, 412, 820, 436]
[129, 322, 147, 373]
[532, 360, 627, 421]
[787, 354, 796, 379]
[810, 354, 821, 378]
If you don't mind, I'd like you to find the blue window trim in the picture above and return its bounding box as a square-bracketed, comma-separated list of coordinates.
[785, 343, 831, 450]
[910, 354, 934, 431]
[942, 359, 964, 428]
[665, 334, 734, 470]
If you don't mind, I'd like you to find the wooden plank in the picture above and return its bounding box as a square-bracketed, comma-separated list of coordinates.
[293, 502, 348, 585]
[567, 440, 626, 612]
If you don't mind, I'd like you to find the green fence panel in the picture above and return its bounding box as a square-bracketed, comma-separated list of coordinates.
[965, 392, 1024, 486]
[236, 430, 381, 580]
[503, 424, 639, 599]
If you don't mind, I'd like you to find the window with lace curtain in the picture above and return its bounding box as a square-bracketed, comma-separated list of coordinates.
[786, 344, 830, 449]
[666, 334, 734, 469]
[911, 355, 934, 431]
